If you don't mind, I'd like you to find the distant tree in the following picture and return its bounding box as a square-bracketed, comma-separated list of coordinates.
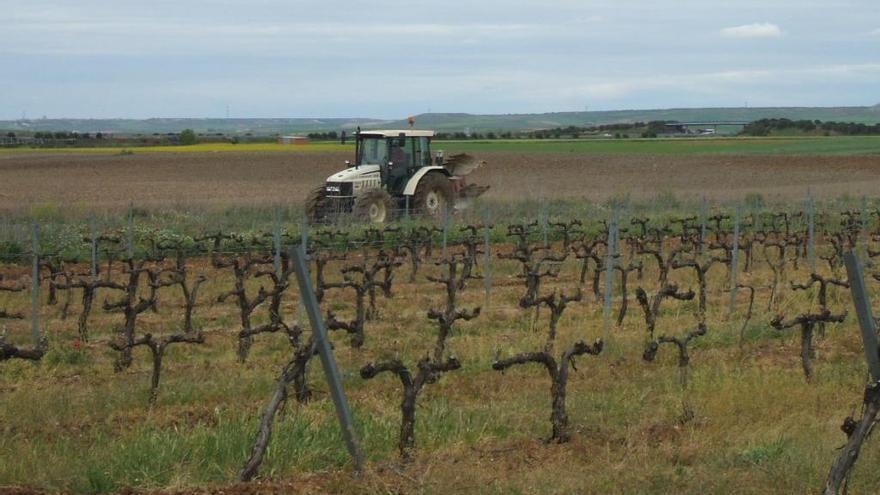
[96, 132, 104, 140]
[179, 129, 197, 145]
[5, 132, 15, 138]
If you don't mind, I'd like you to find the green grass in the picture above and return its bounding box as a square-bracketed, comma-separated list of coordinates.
[0, 142, 352, 154]
[441, 136, 880, 155]
[3, 136, 880, 156]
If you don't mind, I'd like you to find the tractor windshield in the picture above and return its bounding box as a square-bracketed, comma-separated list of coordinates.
[358, 137, 388, 166]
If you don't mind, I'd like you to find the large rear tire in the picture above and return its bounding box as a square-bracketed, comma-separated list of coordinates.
[354, 190, 394, 224]
[412, 172, 453, 219]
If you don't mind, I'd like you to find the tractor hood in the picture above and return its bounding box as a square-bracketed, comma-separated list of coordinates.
[325, 164, 380, 183]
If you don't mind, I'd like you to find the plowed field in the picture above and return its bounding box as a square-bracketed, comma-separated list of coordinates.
[1, 150, 879, 210]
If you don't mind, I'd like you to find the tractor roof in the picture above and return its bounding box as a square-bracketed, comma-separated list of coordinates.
[358, 130, 434, 138]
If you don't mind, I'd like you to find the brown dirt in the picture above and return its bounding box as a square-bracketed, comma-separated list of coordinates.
[1, 151, 879, 211]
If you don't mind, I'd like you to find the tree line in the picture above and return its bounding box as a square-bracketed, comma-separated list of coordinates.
[740, 118, 880, 136]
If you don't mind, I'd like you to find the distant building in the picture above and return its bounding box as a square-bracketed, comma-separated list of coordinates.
[278, 135, 309, 145]
[663, 121, 748, 135]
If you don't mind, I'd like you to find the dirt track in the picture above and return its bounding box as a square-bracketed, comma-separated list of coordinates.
[1, 150, 879, 210]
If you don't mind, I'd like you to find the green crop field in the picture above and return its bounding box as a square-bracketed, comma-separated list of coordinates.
[442, 136, 880, 155]
[0, 142, 352, 154]
[3, 136, 880, 156]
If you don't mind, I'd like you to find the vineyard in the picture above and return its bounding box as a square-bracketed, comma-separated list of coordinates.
[3, 199, 880, 494]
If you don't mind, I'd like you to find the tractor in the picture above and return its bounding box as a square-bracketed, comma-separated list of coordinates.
[305, 129, 488, 223]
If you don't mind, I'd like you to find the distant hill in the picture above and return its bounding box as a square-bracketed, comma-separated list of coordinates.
[3, 106, 879, 135]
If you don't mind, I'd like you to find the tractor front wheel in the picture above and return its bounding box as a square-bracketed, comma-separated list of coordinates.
[305, 185, 328, 223]
[412, 173, 453, 219]
[354, 190, 394, 223]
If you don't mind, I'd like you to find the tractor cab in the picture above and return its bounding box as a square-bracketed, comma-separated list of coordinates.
[355, 130, 435, 195]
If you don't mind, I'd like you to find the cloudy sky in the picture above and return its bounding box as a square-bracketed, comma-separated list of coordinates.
[1, 0, 878, 119]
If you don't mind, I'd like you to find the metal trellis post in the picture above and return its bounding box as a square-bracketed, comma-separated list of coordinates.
[291, 246, 364, 470]
[273, 207, 282, 278]
[483, 207, 492, 309]
[603, 207, 618, 342]
[31, 223, 40, 346]
[298, 213, 308, 323]
[807, 193, 816, 273]
[700, 195, 707, 257]
[90, 214, 98, 279]
[729, 205, 741, 314]
[541, 198, 548, 249]
[843, 251, 880, 381]
[127, 202, 134, 259]
[442, 205, 449, 260]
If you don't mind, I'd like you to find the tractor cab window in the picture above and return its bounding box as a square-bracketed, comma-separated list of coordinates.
[388, 137, 414, 168]
[385, 136, 415, 193]
[358, 137, 388, 166]
[415, 137, 430, 167]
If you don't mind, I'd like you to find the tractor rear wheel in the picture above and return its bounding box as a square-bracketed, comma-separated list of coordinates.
[305, 185, 328, 223]
[354, 190, 394, 223]
[412, 172, 453, 219]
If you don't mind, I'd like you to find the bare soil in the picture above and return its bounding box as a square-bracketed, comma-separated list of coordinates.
[1, 150, 879, 210]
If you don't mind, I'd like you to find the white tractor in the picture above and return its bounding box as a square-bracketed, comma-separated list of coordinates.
[306, 129, 488, 223]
